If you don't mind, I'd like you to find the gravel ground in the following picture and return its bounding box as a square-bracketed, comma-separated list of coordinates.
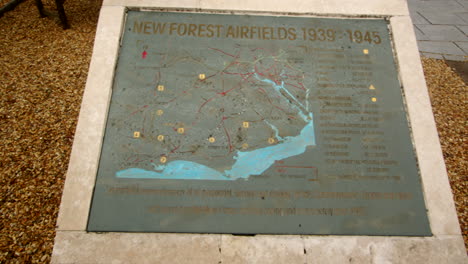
[423, 58, 468, 251]
[0, 1, 101, 263]
[0, 1, 466, 263]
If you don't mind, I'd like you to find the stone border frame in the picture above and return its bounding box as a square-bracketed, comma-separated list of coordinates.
[52, 1, 467, 263]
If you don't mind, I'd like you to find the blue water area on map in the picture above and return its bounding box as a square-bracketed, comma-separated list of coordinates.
[116, 113, 315, 181]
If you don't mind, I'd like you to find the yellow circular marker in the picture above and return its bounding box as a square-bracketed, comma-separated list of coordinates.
[157, 135, 165, 141]
[160, 156, 167, 163]
[363, 49, 369, 55]
[242, 143, 249, 149]
[372, 97, 377, 102]
[157, 85, 165, 91]
[369, 85, 376, 90]
[156, 109, 164, 116]
[242, 121, 249, 128]
[268, 137, 275, 144]
[208, 137, 216, 143]
[177, 128, 185, 134]
[199, 73, 206, 80]
[133, 131, 140, 138]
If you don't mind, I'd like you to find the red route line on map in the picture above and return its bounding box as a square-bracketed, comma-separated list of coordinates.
[170, 144, 180, 154]
[220, 116, 234, 153]
[285, 82, 306, 91]
[274, 165, 317, 169]
[130, 105, 149, 115]
[197, 97, 215, 113]
[222, 71, 255, 77]
[254, 61, 277, 78]
[142, 114, 147, 134]
[217, 73, 254, 96]
[284, 74, 303, 78]
[154, 70, 161, 96]
[209, 47, 239, 58]
[256, 87, 292, 118]
[284, 63, 296, 72]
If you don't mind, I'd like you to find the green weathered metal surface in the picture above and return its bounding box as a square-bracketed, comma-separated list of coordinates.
[87, 10, 431, 235]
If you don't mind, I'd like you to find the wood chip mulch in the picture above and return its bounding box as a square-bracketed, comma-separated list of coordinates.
[0, 1, 466, 263]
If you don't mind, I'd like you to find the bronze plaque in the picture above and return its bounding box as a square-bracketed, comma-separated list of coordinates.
[87, 10, 431, 235]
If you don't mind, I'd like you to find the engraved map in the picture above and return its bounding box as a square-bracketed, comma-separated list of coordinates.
[115, 44, 316, 180]
[87, 11, 431, 235]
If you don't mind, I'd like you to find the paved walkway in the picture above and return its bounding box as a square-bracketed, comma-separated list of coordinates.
[408, 0, 468, 61]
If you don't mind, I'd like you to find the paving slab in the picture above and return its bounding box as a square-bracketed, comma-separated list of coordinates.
[421, 52, 444, 59]
[419, 11, 468, 25]
[457, 0, 468, 9]
[444, 54, 468, 61]
[407, 0, 465, 12]
[410, 11, 431, 24]
[414, 26, 427, 40]
[416, 25, 468, 41]
[418, 41, 467, 55]
[455, 41, 468, 53]
[408, 0, 468, 59]
[457, 12, 468, 23]
[458, 25, 468, 35]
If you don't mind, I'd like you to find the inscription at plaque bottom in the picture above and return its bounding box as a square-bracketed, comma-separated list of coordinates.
[87, 10, 431, 235]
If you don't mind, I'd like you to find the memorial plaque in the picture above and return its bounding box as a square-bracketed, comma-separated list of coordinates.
[87, 11, 431, 235]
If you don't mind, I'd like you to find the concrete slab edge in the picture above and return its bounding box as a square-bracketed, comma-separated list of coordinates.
[103, 0, 410, 16]
[55, 5, 126, 231]
[390, 16, 462, 236]
[51, 231, 467, 264]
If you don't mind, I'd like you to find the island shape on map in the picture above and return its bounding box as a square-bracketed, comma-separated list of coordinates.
[113, 42, 316, 181]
